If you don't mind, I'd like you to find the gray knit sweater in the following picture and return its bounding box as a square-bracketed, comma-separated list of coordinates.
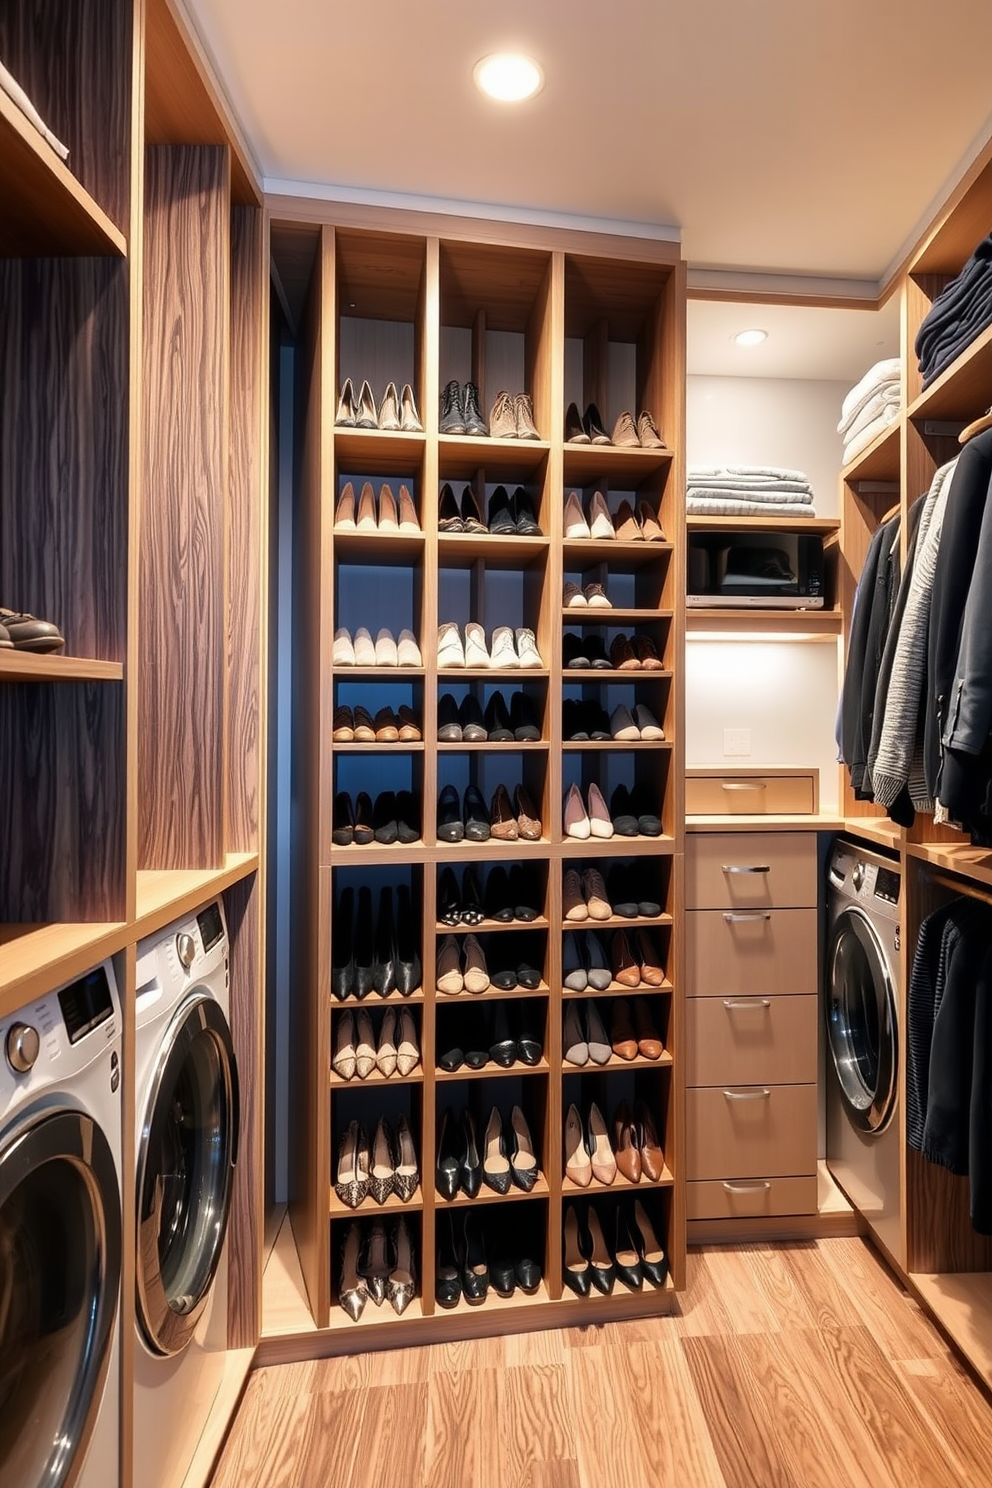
[869, 458, 958, 809]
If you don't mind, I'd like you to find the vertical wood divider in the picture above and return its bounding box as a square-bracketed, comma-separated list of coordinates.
[224, 872, 263, 1346]
[471, 306, 487, 414]
[422, 238, 441, 819]
[421, 861, 437, 1315]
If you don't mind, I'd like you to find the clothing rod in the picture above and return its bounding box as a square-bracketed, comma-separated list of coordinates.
[925, 868, 992, 909]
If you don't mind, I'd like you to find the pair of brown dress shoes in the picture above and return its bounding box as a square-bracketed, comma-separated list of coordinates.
[332, 704, 420, 742]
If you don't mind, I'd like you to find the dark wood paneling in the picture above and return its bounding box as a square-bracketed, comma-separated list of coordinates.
[139, 145, 228, 870]
[225, 872, 262, 1349]
[0, 680, 126, 921]
[0, 0, 132, 235]
[227, 205, 266, 853]
[0, 258, 129, 660]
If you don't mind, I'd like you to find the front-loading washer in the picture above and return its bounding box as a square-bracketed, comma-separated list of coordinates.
[825, 838, 903, 1267]
[133, 899, 239, 1488]
[0, 959, 122, 1488]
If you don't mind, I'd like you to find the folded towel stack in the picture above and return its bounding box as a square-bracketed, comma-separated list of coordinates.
[838, 357, 902, 466]
[916, 233, 992, 389]
[0, 58, 69, 161]
[686, 465, 816, 518]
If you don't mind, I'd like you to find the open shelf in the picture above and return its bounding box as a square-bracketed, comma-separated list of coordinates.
[134, 853, 260, 937]
[562, 978, 675, 999]
[0, 85, 127, 256]
[331, 988, 425, 1007]
[437, 533, 550, 562]
[436, 983, 551, 1001]
[0, 653, 124, 682]
[561, 609, 673, 624]
[436, 1175, 550, 1206]
[908, 321, 992, 422]
[329, 1068, 424, 1089]
[333, 427, 426, 469]
[686, 608, 842, 637]
[563, 740, 672, 752]
[562, 1050, 673, 1073]
[435, 1058, 550, 1081]
[329, 1187, 424, 1217]
[904, 838, 992, 889]
[562, 539, 674, 567]
[435, 917, 550, 934]
[438, 434, 551, 474]
[331, 530, 426, 560]
[561, 1164, 675, 1196]
[841, 419, 902, 482]
[0, 920, 129, 1018]
[686, 515, 840, 535]
[562, 443, 673, 484]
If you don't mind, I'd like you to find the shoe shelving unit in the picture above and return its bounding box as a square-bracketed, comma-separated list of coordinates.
[831, 144, 992, 1390]
[0, 0, 269, 1474]
[268, 207, 685, 1357]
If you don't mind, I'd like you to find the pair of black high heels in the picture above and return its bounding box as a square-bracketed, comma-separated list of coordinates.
[436, 1210, 542, 1308]
[437, 689, 540, 742]
[332, 789, 420, 846]
[563, 1199, 668, 1297]
[437, 863, 542, 926]
[436, 1104, 539, 1199]
[437, 1002, 543, 1073]
[331, 885, 421, 999]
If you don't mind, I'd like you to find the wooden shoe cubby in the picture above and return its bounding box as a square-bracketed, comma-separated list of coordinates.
[275, 208, 685, 1351]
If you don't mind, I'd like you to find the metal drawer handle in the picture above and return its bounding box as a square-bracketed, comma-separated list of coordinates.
[722, 998, 771, 1010]
[723, 1088, 771, 1101]
[723, 1181, 772, 1194]
[723, 912, 772, 923]
[721, 782, 767, 791]
[721, 864, 771, 874]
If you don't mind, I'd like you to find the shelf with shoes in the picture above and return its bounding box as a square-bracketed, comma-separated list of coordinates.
[330, 1210, 423, 1325]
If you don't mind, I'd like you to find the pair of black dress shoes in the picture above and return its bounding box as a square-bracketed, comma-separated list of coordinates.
[331, 885, 422, 999]
[332, 789, 420, 846]
[437, 863, 542, 925]
[435, 1105, 540, 1199]
[437, 689, 540, 742]
[437, 1001, 543, 1072]
[563, 1199, 669, 1297]
[438, 481, 541, 536]
[435, 1211, 542, 1307]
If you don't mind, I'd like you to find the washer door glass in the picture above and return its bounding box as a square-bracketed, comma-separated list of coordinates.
[826, 907, 898, 1133]
[0, 1112, 121, 1488]
[136, 995, 238, 1357]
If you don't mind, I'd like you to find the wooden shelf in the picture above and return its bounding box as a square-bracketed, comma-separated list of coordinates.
[841, 817, 903, 851]
[562, 1050, 674, 1073]
[333, 427, 426, 470]
[686, 608, 842, 637]
[562, 666, 672, 680]
[561, 608, 672, 623]
[0, 920, 129, 1019]
[134, 853, 260, 937]
[561, 836, 675, 857]
[334, 666, 426, 678]
[0, 85, 126, 257]
[561, 1164, 675, 1195]
[435, 1058, 550, 1081]
[688, 814, 842, 832]
[438, 667, 550, 680]
[908, 321, 992, 422]
[562, 443, 673, 485]
[435, 1175, 550, 1206]
[435, 741, 550, 752]
[686, 516, 840, 535]
[437, 533, 549, 564]
[331, 989, 425, 1007]
[562, 978, 674, 999]
[841, 419, 902, 482]
[332, 741, 425, 753]
[563, 539, 674, 568]
[0, 653, 124, 682]
[563, 740, 672, 752]
[436, 983, 550, 1001]
[329, 1187, 424, 1218]
[329, 1067, 424, 1088]
[904, 838, 992, 889]
[331, 530, 425, 562]
[437, 434, 551, 475]
[560, 913, 673, 932]
[435, 917, 550, 934]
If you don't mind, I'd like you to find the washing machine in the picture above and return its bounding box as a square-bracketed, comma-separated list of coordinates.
[0, 959, 122, 1488]
[825, 838, 903, 1267]
[133, 899, 239, 1488]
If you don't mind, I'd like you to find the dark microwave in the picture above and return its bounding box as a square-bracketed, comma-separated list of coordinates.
[687, 530, 825, 609]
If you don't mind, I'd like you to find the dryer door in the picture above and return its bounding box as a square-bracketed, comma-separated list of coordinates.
[0, 1110, 121, 1488]
[826, 906, 898, 1134]
[136, 994, 239, 1357]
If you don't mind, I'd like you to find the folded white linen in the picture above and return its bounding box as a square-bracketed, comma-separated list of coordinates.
[687, 486, 814, 506]
[687, 497, 818, 517]
[686, 479, 813, 495]
[838, 358, 902, 433]
[843, 387, 901, 445]
[842, 407, 900, 467]
[688, 464, 810, 484]
[0, 58, 69, 160]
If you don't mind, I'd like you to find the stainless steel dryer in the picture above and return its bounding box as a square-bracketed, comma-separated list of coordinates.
[0, 960, 122, 1488]
[825, 838, 903, 1266]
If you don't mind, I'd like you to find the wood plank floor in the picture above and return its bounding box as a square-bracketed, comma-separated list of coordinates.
[211, 1238, 992, 1488]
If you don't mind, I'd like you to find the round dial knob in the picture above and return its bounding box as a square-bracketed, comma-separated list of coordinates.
[176, 933, 196, 970]
[852, 862, 865, 892]
[6, 1022, 40, 1075]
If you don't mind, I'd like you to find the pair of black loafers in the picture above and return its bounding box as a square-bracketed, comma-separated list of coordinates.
[437, 689, 539, 742]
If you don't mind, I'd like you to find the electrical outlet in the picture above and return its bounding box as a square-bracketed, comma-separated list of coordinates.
[724, 727, 751, 756]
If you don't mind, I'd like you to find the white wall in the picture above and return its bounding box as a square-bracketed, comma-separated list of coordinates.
[687, 374, 848, 517]
[685, 375, 848, 810]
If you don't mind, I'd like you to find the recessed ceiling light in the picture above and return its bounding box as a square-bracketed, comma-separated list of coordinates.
[474, 53, 544, 103]
[733, 328, 768, 347]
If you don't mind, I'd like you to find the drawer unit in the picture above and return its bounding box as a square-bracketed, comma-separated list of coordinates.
[687, 1083, 818, 1181]
[687, 1175, 819, 1222]
[687, 993, 818, 1087]
[686, 907, 818, 998]
[686, 770, 818, 816]
[687, 832, 818, 910]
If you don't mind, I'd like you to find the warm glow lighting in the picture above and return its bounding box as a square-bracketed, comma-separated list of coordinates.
[474, 53, 544, 102]
[733, 328, 768, 347]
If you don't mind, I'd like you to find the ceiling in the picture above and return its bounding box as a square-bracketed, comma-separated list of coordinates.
[186, 0, 992, 290]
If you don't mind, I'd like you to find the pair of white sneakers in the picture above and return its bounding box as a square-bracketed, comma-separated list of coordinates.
[333, 626, 422, 667]
[437, 622, 542, 670]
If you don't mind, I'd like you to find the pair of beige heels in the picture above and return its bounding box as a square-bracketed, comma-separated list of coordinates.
[564, 490, 665, 542]
[332, 1006, 419, 1081]
[334, 479, 419, 533]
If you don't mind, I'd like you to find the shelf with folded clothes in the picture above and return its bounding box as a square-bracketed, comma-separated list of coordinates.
[907, 318, 992, 422]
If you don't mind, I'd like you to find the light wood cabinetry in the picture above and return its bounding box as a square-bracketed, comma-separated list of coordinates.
[685, 830, 817, 1220]
[274, 206, 686, 1347]
[0, 0, 268, 1476]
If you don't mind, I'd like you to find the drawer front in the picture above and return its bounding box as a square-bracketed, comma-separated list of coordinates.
[687, 832, 817, 909]
[687, 907, 818, 997]
[687, 994, 818, 1087]
[686, 774, 816, 817]
[687, 1083, 818, 1181]
[687, 1175, 818, 1221]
